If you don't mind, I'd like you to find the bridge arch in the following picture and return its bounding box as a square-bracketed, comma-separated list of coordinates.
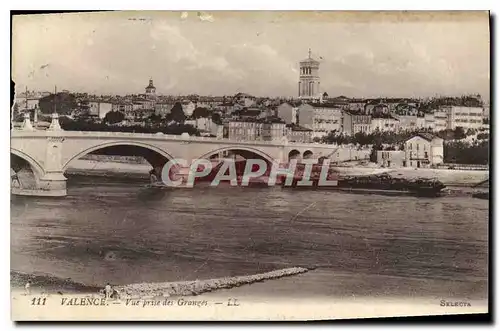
[62, 141, 176, 171]
[288, 149, 301, 161]
[11, 148, 45, 177]
[303, 150, 313, 159]
[197, 146, 277, 165]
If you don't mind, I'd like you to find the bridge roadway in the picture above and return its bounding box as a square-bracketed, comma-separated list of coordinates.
[10, 114, 369, 196]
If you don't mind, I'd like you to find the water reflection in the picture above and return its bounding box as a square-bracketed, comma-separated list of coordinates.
[11, 178, 488, 299]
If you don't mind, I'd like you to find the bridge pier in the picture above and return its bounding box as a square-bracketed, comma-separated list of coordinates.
[37, 115, 67, 196]
[37, 172, 67, 197]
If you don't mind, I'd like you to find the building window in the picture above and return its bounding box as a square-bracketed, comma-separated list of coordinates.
[416, 144, 419, 151]
[424, 152, 428, 159]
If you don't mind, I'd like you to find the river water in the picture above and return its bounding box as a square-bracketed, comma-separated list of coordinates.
[11, 176, 488, 301]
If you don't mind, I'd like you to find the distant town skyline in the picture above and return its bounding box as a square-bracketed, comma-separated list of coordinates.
[12, 11, 490, 99]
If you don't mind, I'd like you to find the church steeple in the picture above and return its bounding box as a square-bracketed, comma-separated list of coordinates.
[145, 78, 156, 97]
[298, 49, 320, 100]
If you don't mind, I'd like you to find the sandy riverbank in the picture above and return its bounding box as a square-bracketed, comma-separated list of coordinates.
[11, 267, 310, 299]
[65, 159, 489, 187]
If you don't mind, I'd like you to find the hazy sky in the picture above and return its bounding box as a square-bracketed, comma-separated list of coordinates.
[12, 11, 490, 98]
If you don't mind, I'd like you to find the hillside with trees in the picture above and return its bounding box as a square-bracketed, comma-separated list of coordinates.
[418, 94, 484, 113]
[59, 116, 200, 136]
[39, 92, 77, 115]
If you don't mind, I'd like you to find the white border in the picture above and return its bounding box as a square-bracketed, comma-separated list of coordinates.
[3, 1, 498, 329]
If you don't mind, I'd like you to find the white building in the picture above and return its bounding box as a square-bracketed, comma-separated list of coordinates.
[424, 114, 436, 130]
[286, 124, 313, 143]
[341, 111, 372, 135]
[276, 102, 298, 124]
[371, 115, 400, 132]
[433, 110, 448, 131]
[404, 133, 444, 168]
[155, 102, 174, 116]
[446, 106, 484, 130]
[112, 102, 133, 113]
[433, 106, 484, 131]
[88, 101, 113, 119]
[395, 115, 427, 132]
[211, 122, 224, 138]
[416, 116, 426, 129]
[298, 103, 342, 138]
[228, 118, 286, 141]
[396, 115, 419, 132]
[376, 150, 406, 168]
[184, 117, 223, 138]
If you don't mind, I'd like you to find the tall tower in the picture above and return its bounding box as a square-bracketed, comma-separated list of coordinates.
[298, 49, 320, 100]
[145, 78, 156, 98]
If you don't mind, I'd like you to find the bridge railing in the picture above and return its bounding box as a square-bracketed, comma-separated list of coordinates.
[11, 129, 340, 149]
[436, 163, 489, 171]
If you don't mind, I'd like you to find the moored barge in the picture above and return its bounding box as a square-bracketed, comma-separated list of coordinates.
[282, 165, 446, 197]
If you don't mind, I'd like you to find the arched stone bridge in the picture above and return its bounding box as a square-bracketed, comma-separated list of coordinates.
[11, 114, 367, 196]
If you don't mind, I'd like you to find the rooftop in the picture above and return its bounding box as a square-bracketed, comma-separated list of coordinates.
[307, 103, 343, 109]
[343, 109, 370, 116]
[300, 49, 320, 64]
[411, 132, 441, 142]
[237, 109, 262, 117]
[230, 116, 285, 124]
[372, 113, 399, 120]
[300, 57, 320, 64]
[286, 124, 313, 132]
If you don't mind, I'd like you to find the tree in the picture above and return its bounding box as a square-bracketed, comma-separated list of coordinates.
[147, 113, 162, 124]
[477, 133, 489, 140]
[39, 92, 77, 115]
[444, 140, 489, 165]
[12, 111, 24, 122]
[211, 112, 222, 125]
[369, 143, 382, 163]
[103, 111, 125, 124]
[170, 102, 186, 123]
[192, 107, 210, 119]
[454, 126, 466, 140]
[466, 128, 476, 136]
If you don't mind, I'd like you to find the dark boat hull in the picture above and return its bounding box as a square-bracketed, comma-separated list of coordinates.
[472, 191, 489, 200]
[281, 175, 446, 197]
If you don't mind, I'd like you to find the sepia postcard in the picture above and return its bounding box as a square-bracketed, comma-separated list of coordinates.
[10, 10, 490, 321]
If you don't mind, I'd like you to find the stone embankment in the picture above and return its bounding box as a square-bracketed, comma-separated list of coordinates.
[117, 267, 309, 299]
